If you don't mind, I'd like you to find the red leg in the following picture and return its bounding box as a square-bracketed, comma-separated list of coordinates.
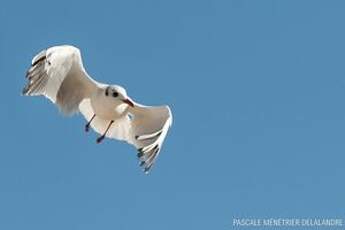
[85, 114, 96, 132]
[96, 120, 114, 143]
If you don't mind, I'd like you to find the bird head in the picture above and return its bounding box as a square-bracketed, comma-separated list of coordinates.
[104, 85, 134, 107]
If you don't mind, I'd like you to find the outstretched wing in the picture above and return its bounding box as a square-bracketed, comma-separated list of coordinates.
[79, 99, 173, 174]
[23, 45, 99, 115]
[129, 104, 173, 173]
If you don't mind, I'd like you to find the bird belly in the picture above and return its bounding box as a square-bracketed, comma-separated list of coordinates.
[91, 97, 127, 121]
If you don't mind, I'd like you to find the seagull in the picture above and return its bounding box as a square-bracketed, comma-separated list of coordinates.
[22, 45, 172, 174]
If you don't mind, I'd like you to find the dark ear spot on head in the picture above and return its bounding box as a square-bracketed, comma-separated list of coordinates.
[105, 87, 109, 96]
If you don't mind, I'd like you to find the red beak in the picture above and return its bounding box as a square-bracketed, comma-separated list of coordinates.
[122, 98, 134, 107]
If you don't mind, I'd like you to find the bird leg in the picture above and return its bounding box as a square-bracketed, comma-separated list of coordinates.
[85, 114, 96, 132]
[96, 120, 114, 144]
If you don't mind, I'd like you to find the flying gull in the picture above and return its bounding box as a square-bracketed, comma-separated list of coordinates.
[23, 45, 173, 173]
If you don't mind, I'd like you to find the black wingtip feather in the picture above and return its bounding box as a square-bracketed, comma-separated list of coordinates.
[22, 86, 28, 95]
[137, 151, 144, 158]
[144, 166, 152, 174]
[32, 55, 46, 67]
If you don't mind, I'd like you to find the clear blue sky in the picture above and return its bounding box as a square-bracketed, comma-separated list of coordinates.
[1, 0, 345, 229]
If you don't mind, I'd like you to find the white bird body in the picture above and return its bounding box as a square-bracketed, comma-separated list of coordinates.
[90, 87, 129, 121]
[23, 45, 173, 173]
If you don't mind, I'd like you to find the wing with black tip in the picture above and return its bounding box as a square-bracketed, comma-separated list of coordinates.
[23, 45, 98, 115]
[128, 104, 173, 173]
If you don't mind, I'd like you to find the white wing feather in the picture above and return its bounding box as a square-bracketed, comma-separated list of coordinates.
[23, 45, 98, 114]
[128, 104, 173, 173]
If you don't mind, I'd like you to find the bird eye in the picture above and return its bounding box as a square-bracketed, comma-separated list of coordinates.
[112, 92, 119, 97]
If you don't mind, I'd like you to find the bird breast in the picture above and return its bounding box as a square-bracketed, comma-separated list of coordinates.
[90, 92, 128, 121]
